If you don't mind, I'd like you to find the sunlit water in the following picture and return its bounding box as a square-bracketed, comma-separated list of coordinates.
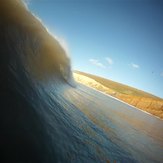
[62, 83, 163, 163]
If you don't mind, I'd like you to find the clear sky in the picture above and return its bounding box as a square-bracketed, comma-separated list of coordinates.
[26, 0, 163, 98]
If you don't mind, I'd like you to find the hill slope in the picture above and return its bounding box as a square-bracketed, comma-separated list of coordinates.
[74, 71, 163, 119]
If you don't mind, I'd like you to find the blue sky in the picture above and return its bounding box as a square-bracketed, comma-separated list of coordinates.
[26, 0, 163, 98]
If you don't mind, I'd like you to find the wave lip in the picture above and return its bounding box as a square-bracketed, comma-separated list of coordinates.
[0, 0, 73, 84]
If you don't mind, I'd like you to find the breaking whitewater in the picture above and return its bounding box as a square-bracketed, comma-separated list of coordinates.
[0, 1, 163, 163]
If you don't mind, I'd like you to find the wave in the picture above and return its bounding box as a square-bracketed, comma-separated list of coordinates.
[0, 0, 78, 162]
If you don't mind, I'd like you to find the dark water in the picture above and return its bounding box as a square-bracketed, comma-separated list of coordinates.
[0, 1, 163, 162]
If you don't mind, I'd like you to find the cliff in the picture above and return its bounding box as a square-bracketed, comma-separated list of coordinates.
[74, 72, 163, 119]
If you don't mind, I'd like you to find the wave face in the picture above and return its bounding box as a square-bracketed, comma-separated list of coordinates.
[0, 0, 77, 162]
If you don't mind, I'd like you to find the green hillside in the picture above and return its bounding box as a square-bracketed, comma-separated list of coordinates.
[74, 70, 161, 100]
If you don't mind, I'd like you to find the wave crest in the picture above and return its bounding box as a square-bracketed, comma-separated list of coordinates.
[0, 0, 73, 83]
